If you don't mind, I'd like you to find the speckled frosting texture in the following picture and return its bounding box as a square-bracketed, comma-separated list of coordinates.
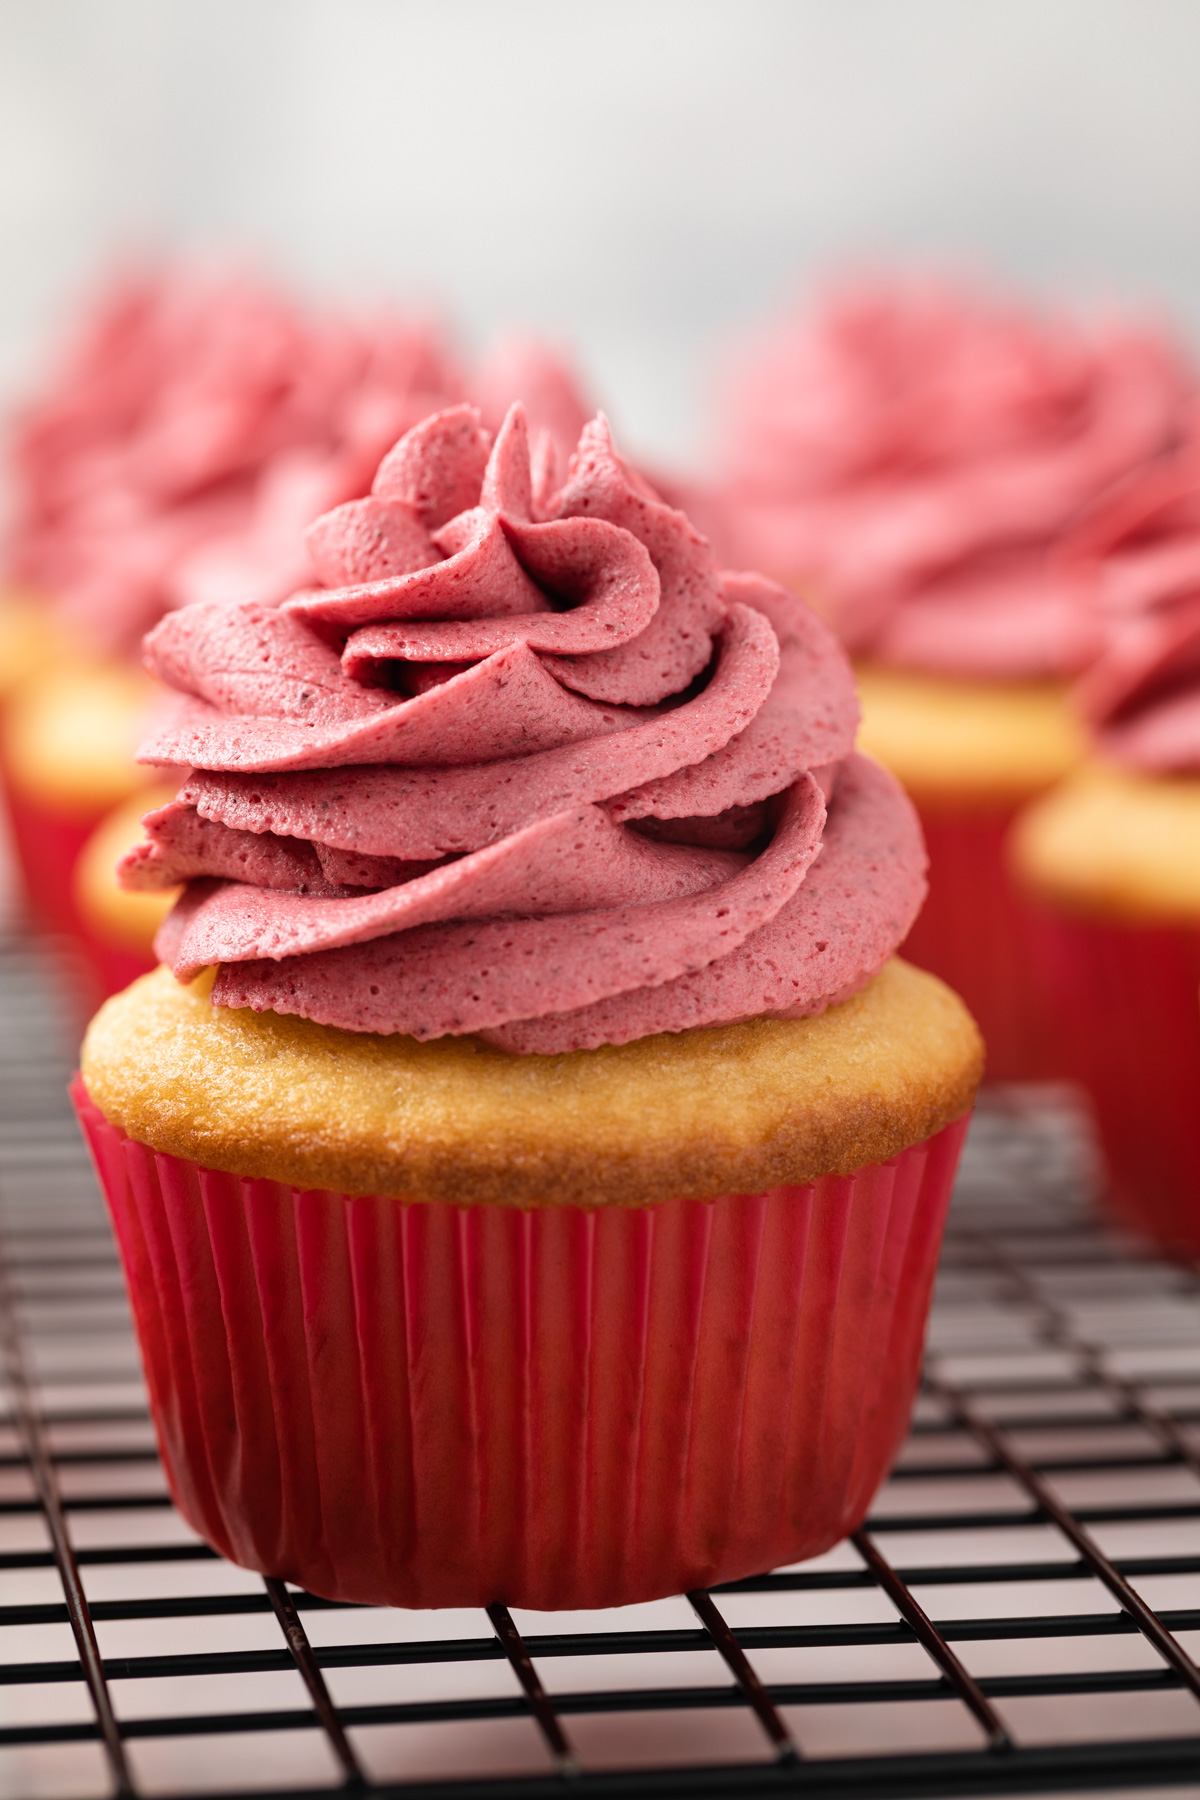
[716, 277, 1192, 678]
[121, 403, 925, 1052]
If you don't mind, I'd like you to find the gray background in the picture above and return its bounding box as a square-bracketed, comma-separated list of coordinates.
[2, 0, 1199, 465]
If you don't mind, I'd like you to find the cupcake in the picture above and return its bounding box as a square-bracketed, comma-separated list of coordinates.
[713, 275, 1192, 1076]
[1013, 448, 1200, 1250]
[76, 404, 982, 1610]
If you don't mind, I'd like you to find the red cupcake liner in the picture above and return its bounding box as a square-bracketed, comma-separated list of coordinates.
[72, 1078, 968, 1611]
[1028, 911, 1200, 1253]
[0, 778, 97, 940]
[0, 782, 152, 1011]
[0, 758, 156, 1002]
[901, 802, 1063, 1080]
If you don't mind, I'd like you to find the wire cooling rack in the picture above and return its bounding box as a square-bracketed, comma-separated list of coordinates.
[4, 934, 1200, 1798]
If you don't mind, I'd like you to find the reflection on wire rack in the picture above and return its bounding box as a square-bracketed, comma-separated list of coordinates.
[3, 935, 1200, 1797]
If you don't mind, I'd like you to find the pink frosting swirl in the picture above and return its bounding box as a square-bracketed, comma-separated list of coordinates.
[121, 404, 924, 1052]
[1067, 439, 1200, 770]
[714, 277, 1193, 678]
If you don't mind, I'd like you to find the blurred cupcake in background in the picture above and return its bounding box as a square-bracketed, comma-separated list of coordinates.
[162, 302, 469, 619]
[1012, 443, 1200, 1250]
[711, 275, 1193, 1076]
[1, 263, 465, 975]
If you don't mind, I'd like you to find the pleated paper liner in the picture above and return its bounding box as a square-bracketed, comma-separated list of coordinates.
[901, 801, 1065, 1082]
[74, 1078, 968, 1611]
[1028, 912, 1200, 1254]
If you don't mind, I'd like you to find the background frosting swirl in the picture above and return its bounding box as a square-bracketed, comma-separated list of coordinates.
[1067, 437, 1200, 770]
[713, 277, 1193, 678]
[123, 403, 925, 1052]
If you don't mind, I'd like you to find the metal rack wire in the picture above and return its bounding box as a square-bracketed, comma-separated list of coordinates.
[4, 930, 1200, 1797]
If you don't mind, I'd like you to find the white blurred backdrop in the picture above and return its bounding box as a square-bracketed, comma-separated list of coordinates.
[2, 0, 1200, 464]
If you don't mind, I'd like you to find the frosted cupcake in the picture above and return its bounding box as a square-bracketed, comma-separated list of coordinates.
[1013, 448, 1200, 1250]
[713, 276, 1191, 1076]
[77, 405, 981, 1610]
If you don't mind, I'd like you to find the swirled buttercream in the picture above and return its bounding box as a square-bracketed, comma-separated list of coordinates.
[714, 277, 1193, 678]
[1066, 440, 1200, 770]
[121, 404, 924, 1052]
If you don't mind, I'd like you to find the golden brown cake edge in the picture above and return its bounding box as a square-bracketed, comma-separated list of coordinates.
[80, 958, 983, 1207]
[1011, 763, 1200, 925]
[855, 665, 1086, 807]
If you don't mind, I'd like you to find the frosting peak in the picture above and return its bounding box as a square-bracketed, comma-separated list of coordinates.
[123, 404, 924, 1052]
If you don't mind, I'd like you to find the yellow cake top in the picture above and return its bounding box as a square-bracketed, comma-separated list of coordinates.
[855, 664, 1087, 808]
[1011, 761, 1200, 924]
[82, 957, 982, 1208]
[2, 660, 160, 814]
[0, 590, 63, 701]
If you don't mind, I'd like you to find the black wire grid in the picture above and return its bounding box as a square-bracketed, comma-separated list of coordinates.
[5, 935, 1200, 1798]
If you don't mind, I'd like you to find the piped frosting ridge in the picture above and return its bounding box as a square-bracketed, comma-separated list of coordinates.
[122, 403, 925, 1052]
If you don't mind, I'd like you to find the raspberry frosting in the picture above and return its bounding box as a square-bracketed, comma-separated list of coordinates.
[121, 404, 925, 1052]
[714, 278, 1193, 678]
[1067, 441, 1200, 770]
[174, 335, 595, 623]
[8, 267, 465, 655]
